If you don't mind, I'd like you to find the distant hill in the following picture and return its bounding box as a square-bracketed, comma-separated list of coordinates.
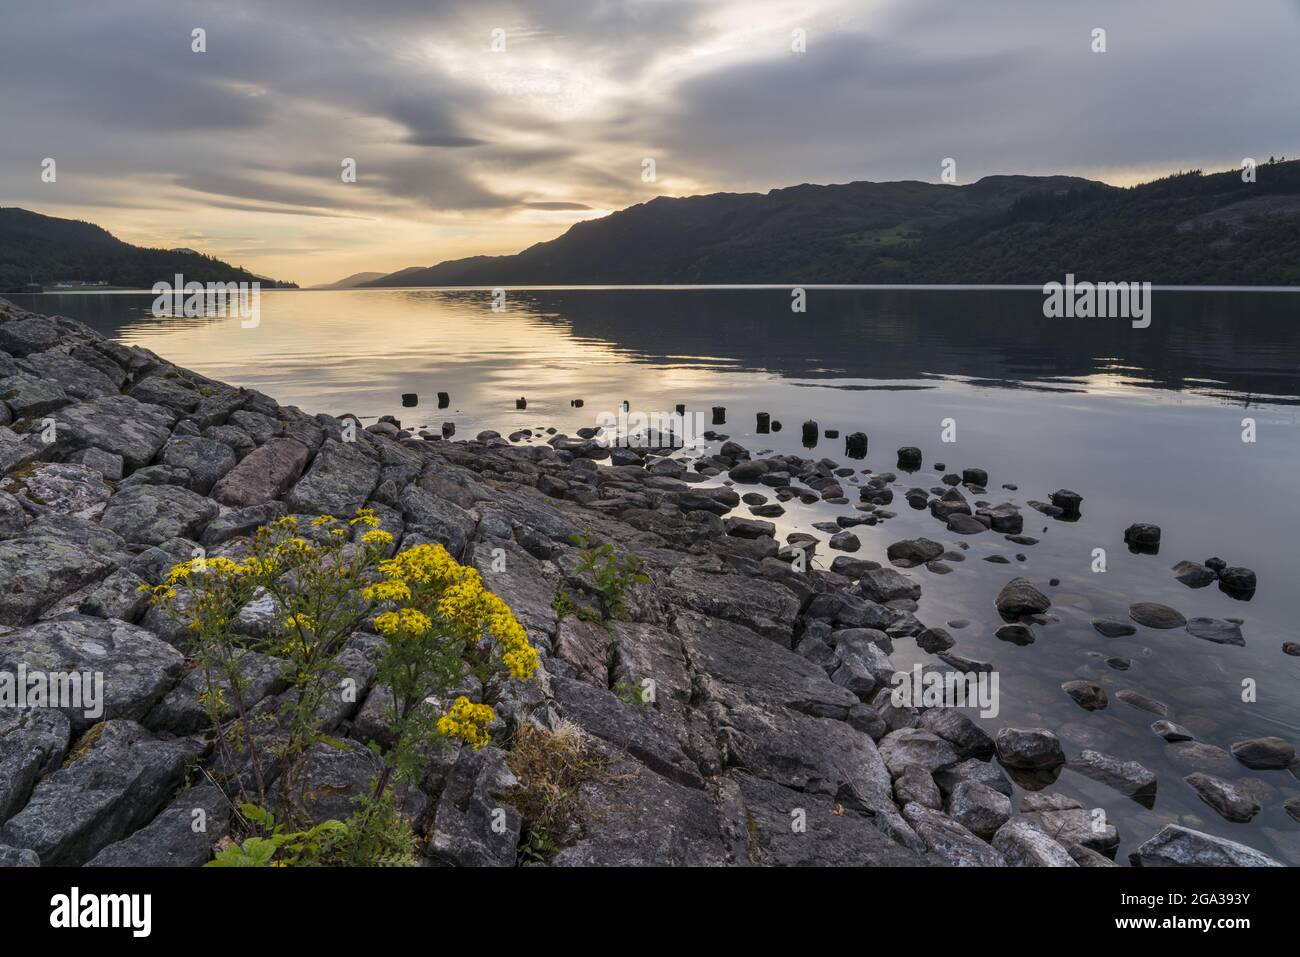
[310, 270, 388, 290]
[362, 161, 1300, 286]
[0, 208, 296, 289]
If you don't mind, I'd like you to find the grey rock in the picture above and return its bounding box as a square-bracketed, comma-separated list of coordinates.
[995, 727, 1065, 770]
[1184, 772, 1260, 823]
[1129, 824, 1282, 867]
[947, 780, 1011, 839]
[1061, 680, 1108, 711]
[994, 577, 1050, 619]
[739, 773, 928, 866]
[894, 764, 943, 810]
[1185, 617, 1245, 646]
[100, 484, 219, 546]
[426, 745, 521, 867]
[878, 728, 961, 777]
[161, 435, 238, 495]
[856, 567, 921, 603]
[0, 538, 115, 625]
[0, 708, 71, 823]
[285, 438, 379, 516]
[901, 802, 1006, 867]
[1068, 749, 1157, 803]
[1230, 736, 1295, 770]
[0, 720, 192, 865]
[0, 615, 184, 732]
[1092, 617, 1137, 638]
[86, 784, 231, 866]
[1129, 602, 1186, 629]
[51, 394, 177, 470]
[992, 819, 1078, 867]
[1172, 560, 1216, 588]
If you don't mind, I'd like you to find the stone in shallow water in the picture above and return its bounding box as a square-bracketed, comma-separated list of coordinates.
[1151, 720, 1193, 742]
[1128, 602, 1186, 629]
[1092, 617, 1136, 637]
[1061, 680, 1108, 711]
[1184, 772, 1260, 823]
[1129, 824, 1282, 867]
[1185, 617, 1245, 646]
[1115, 688, 1169, 716]
[1067, 749, 1157, 804]
[1171, 560, 1216, 588]
[1230, 736, 1295, 770]
[994, 727, 1065, 770]
[1165, 740, 1237, 776]
[994, 577, 1050, 619]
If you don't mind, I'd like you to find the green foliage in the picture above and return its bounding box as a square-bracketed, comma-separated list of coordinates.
[324, 792, 419, 867]
[612, 679, 650, 708]
[567, 534, 649, 623]
[207, 804, 347, 867]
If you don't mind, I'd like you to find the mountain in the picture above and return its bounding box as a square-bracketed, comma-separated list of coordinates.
[0, 208, 296, 289]
[310, 270, 388, 290]
[363, 161, 1300, 286]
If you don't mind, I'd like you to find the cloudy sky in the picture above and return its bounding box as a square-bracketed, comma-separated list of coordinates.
[2, 0, 1298, 285]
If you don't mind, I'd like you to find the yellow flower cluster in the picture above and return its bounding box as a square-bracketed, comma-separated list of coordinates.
[374, 542, 539, 680]
[362, 579, 412, 603]
[284, 613, 317, 632]
[362, 529, 394, 548]
[374, 607, 433, 637]
[310, 515, 336, 528]
[350, 508, 381, 528]
[436, 696, 495, 750]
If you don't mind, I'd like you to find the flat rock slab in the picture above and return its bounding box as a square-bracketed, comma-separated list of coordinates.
[668, 566, 800, 644]
[549, 749, 731, 866]
[86, 784, 231, 867]
[0, 720, 192, 866]
[0, 614, 184, 731]
[0, 538, 116, 626]
[551, 674, 703, 790]
[285, 438, 380, 516]
[1129, 824, 1282, 867]
[51, 394, 177, 470]
[100, 484, 220, 546]
[1184, 772, 1260, 823]
[1067, 749, 1157, 803]
[1092, 617, 1137, 638]
[738, 773, 929, 866]
[1185, 617, 1245, 646]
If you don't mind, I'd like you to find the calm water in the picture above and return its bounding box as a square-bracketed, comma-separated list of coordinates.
[12, 287, 1300, 864]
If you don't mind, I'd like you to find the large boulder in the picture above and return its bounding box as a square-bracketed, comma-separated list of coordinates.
[0, 708, 71, 823]
[285, 439, 379, 516]
[211, 437, 310, 507]
[160, 435, 238, 495]
[100, 484, 219, 546]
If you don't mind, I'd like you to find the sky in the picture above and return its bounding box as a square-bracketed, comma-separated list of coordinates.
[2, 0, 1298, 286]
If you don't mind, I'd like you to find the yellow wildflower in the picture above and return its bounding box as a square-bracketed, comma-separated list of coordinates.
[436, 696, 495, 750]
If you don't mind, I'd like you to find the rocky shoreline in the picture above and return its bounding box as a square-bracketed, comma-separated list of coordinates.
[0, 297, 1290, 868]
